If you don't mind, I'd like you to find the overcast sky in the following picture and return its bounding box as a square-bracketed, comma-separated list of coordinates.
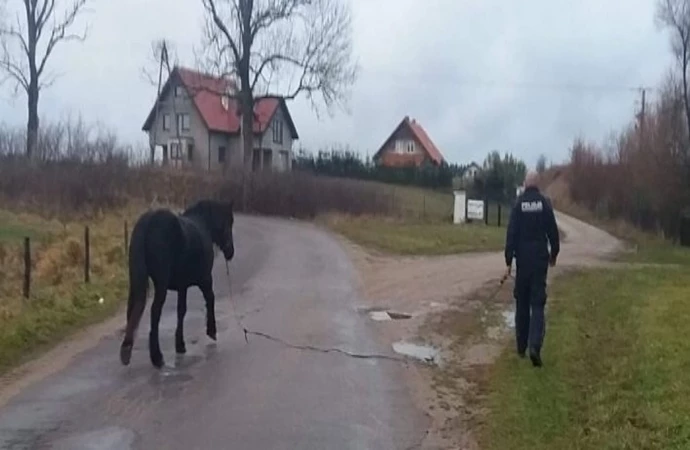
[0, 0, 676, 168]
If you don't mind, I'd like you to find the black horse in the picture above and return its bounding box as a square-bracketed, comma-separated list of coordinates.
[119, 199, 235, 368]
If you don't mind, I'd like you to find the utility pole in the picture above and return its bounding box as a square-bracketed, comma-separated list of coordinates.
[637, 87, 647, 149]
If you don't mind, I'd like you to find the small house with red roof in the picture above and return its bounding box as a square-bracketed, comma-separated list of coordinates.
[142, 66, 299, 172]
[372, 116, 446, 168]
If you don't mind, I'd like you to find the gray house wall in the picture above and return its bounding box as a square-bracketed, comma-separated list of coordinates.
[147, 80, 210, 169]
[146, 80, 295, 172]
[258, 106, 294, 171]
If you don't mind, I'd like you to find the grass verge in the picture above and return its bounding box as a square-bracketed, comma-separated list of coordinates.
[480, 245, 690, 449]
[323, 214, 507, 255]
[0, 207, 140, 375]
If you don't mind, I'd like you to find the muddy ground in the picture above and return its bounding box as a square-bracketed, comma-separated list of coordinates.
[340, 211, 625, 449]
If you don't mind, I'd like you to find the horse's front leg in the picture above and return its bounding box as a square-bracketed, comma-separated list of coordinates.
[175, 288, 188, 354]
[200, 280, 217, 341]
[149, 285, 167, 368]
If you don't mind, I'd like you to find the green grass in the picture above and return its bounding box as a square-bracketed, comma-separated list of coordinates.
[325, 215, 506, 255]
[0, 207, 135, 374]
[388, 184, 453, 221]
[481, 246, 690, 449]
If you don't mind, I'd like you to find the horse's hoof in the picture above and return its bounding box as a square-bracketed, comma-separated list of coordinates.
[176, 342, 187, 354]
[150, 352, 164, 368]
[206, 323, 217, 341]
[120, 344, 132, 366]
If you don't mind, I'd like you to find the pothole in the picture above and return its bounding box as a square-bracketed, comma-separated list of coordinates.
[392, 340, 441, 364]
[388, 311, 413, 320]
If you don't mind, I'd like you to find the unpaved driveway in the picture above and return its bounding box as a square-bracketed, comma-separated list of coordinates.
[0, 215, 428, 450]
[341, 211, 624, 449]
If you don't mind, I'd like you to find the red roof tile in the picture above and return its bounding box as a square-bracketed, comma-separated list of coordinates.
[143, 67, 298, 138]
[373, 116, 445, 166]
[407, 118, 445, 165]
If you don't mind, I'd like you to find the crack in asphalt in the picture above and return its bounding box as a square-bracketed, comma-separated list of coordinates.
[243, 328, 420, 365]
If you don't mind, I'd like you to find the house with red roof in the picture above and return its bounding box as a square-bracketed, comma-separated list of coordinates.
[371, 116, 446, 168]
[142, 66, 299, 172]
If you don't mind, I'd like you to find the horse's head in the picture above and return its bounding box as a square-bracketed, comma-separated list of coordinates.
[186, 199, 235, 261]
[213, 200, 235, 261]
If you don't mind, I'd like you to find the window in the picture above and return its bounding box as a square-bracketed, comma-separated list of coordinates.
[170, 142, 181, 159]
[174, 86, 184, 97]
[272, 118, 283, 144]
[263, 148, 273, 171]
[218, 146, 226, 163]
[187, 143, 194, 162]
[395, 140, 403, 153]
[169, 142, 182, 168]
[406, 140, 415, 153]
[163, 114, 170, 131]
[177, 114, 190, 133]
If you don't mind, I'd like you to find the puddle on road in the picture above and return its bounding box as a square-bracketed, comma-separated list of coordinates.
[367, 310, 413, 321]
[369, 311, 391, 321]
[392, 341, 440, 364]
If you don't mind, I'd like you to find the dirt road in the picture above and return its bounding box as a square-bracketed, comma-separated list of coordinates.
[342, 210, 624, 449]
[0, 215, 428, 450]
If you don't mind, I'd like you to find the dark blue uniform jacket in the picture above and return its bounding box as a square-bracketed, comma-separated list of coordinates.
[504, 186, 560, 270]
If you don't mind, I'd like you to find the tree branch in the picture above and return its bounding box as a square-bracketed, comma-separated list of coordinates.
[202, 0, 241, 64]
[37, 0, 89, 77]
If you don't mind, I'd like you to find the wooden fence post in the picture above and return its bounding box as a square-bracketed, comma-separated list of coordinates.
[23, 237, 30, 299]
[84, 226, 90, 284]
[124, 220, 129, 256]
[484, 198, 489, 225]
[498, 204, 502, 227]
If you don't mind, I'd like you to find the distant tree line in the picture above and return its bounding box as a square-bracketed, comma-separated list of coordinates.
[291, 146, 459, 189]
[291, 146, 527, 199]
[461, 151, 528, 204]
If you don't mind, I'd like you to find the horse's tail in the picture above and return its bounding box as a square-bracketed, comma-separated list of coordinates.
[120, 213, 151, 366]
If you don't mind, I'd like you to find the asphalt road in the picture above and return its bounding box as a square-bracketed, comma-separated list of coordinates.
[0, 215, 427, 450]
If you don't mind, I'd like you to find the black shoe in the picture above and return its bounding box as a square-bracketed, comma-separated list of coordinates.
[529, 350, 542, 367]
[517, 350, 526, 358]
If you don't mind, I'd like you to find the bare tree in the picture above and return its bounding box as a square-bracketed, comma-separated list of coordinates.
[198, 0, 358, 173]
[536, 154, 547, 173]
[0, 0, 90, 159]
[656, 0, 690, 145]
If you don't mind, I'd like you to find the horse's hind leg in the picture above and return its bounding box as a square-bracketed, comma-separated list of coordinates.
[149, 284, 167, 368]
[200, 280, 217, 341]
[175, 288, 188, 354]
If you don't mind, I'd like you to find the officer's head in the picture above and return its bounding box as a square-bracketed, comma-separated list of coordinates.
[523, 171, 539, 188]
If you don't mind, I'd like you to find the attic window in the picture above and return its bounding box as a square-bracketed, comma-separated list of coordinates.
[406, 141, 415, 153]
[174, 86, 184, 97]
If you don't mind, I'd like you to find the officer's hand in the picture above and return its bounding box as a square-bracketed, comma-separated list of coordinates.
[502, 265, 511, 283]
[549, 256, 556, 267]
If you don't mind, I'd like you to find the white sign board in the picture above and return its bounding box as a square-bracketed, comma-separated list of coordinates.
[453, 190, 467, 224]
[467, 199, 484, 220]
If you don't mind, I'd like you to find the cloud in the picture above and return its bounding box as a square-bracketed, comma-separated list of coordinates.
[0, 0, 677, 168]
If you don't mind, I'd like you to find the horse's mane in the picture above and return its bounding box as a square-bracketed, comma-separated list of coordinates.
[181, 199, 233, 222]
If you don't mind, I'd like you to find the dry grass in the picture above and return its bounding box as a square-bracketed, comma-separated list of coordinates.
[0, 205, 145, 373]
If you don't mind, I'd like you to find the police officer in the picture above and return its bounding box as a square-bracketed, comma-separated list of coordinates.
[503, 171, 560, 367]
